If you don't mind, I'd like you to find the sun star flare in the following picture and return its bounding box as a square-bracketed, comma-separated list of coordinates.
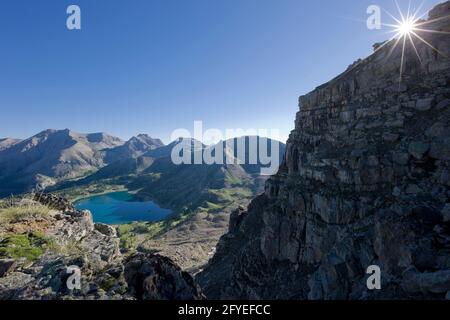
[373, 0, 450, 87]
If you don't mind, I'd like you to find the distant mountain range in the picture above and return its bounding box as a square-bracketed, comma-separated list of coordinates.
[0, 130, 123, 196]
[0, 138, 22, 151]
[0, 129, 286, 201]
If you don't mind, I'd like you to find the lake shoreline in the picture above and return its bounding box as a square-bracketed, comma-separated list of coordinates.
[71, 187, 129, 202]
[74, 191, 172, 225]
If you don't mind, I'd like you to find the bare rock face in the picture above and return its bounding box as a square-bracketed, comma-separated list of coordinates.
[198, 1, 450, 300]
[124, 253, 204, 300]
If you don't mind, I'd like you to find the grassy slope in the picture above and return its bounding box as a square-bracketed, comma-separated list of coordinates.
[115, 186, 255, 254]
[0, 200, 60, 263]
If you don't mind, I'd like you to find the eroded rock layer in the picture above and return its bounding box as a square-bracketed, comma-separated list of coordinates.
[198, 1, 450, 300]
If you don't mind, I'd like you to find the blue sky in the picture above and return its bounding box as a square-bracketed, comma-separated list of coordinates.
[0, 0, 442, 143]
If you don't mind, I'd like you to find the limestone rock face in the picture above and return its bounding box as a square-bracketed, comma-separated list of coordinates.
[198, 1, 450, 300]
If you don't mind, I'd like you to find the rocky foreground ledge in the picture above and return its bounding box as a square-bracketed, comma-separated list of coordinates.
[0, 193, 203, 300]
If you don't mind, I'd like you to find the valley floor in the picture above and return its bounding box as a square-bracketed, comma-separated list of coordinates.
[53, 183, 257, 273]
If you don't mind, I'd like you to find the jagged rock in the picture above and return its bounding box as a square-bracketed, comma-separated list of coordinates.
[229, 206, 247, 232]
[198, 1, 450, 300]
[436, 99, 450, 110]
[401, 268, 450, 294]
[408, 142, 430, 160]
[0, 273, 34, 300]
[79, 229, 121, 266]
[442, 204, 450, 223]
[33, 193, 74, 212]
[405, 184, 422, 195]
[49, 209, 95, 244]
[95, 223, 117, 237]
[383, 132, 400, 142]
[124, 253, 204, 300]
[414, 98, 434, 111]
[429, 1, 450, 18]
[430, 138, 450, 161]
[393, 152, 410, 165]
[0, 259, 16, 278]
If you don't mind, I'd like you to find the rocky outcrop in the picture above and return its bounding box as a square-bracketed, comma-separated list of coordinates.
[0, 194, 202, 300]
[124, 253, 204, 300]
[33, 193, 74, 212]
[0, 194, 124, 300]
[198, 1, 450, 300]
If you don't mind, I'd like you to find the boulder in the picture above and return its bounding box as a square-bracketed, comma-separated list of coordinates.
[0, 259, 16, 278]
[124, 253, 204, 300]
[401, 269, 450, 294]
[95, 223, 117, 237]
[408, 142, 430, 160]
[413, 98, 434, 111]
[442, 204, 450, 223]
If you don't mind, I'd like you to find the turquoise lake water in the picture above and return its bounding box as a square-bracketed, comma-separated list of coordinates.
[74, 191, 171, 224]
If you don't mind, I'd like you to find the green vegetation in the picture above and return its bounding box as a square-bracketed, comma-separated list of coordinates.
[192, 188, 252, 216]
[0, 200, 51, 224]
[225, 172, 244, 186]
[54, 182, 127, 202]
[208, 187, 252, 203]
[56, 240, 86, 257]
[99, 276, 118, 291]
[0, 232, 56, 262]
[138, 173, 161, 181]
[0, 198, 75, 262]
[59, 174, 157, 203]
[116, 224, 139, 253]
[116, 208, 196, 253]
[116, 186, 255, 253]
[166, 209, 193, 228]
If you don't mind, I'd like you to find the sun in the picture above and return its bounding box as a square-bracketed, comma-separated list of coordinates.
[371, 0, 450, 88]
[396, 17, 417, 36]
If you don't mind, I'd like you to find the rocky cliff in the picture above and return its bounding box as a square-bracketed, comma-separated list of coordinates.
[198, 1, 450, 299]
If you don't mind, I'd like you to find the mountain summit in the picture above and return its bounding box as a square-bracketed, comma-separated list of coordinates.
[105, 134, 165, 162]
[0, 129, 126, 196]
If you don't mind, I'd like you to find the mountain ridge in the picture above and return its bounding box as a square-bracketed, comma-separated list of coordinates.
[0, 129, 125, 196]
[0, 129, 286, 198]
[0, 129, 168, 197]
[0, 138, 21, 152]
